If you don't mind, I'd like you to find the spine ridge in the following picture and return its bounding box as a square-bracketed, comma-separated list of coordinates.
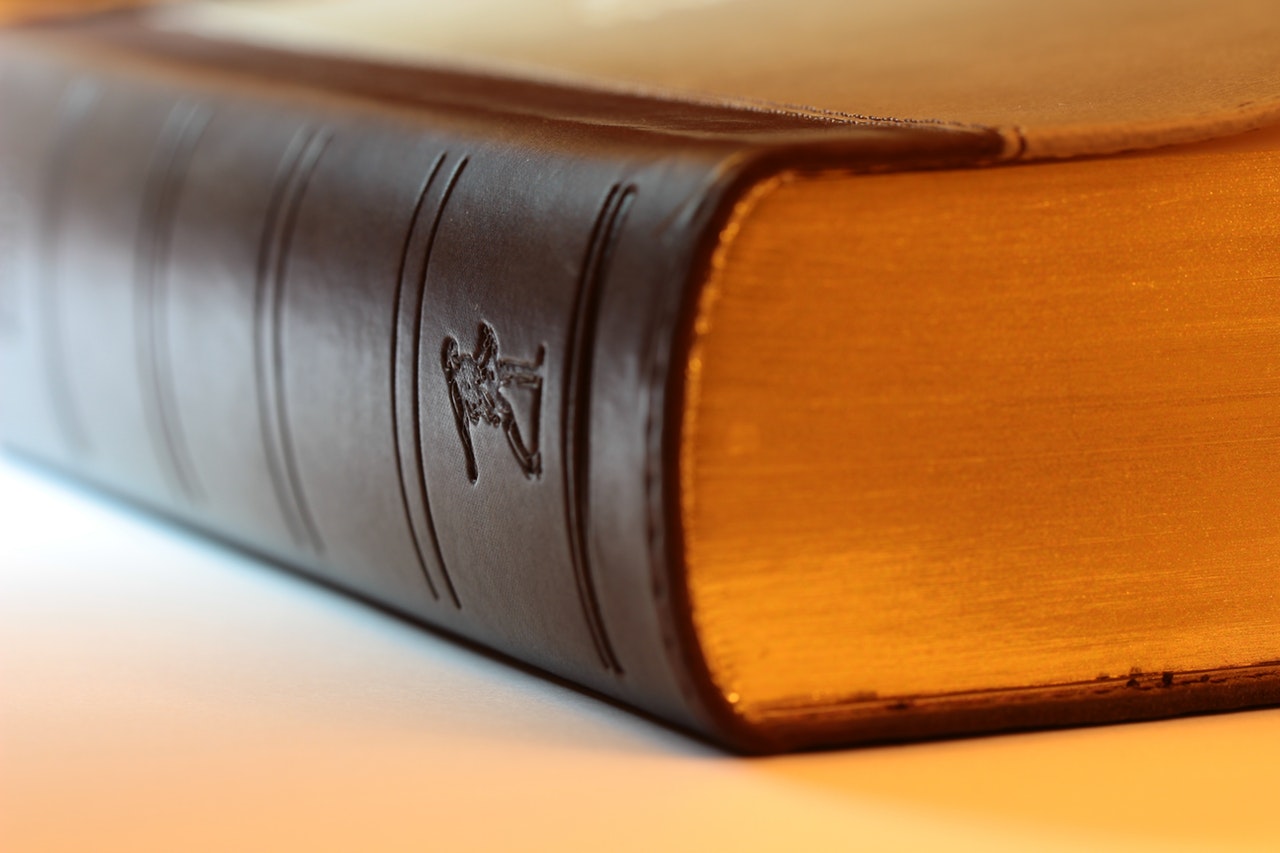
[135, 99, 211, 502]
[563, 182, 636, 675]
[409, 154, 468, 610]
[253, 126, 331, 554]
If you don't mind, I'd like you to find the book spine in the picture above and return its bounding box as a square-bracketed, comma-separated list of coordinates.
[0, 35, 739, 732]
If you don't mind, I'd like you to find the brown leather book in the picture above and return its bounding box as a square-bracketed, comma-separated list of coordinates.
[3, 1, 1280, 753]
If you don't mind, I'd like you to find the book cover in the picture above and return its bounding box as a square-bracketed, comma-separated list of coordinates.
[2, 0, 1279, 752]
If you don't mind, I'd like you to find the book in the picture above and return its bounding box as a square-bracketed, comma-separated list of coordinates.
[2, 0, 1280, 754]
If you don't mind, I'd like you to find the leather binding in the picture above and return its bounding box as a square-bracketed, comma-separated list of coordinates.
[3, 13, 1276, 753]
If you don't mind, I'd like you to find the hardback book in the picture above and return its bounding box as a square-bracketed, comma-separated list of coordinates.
[3, 0, 1280, 754]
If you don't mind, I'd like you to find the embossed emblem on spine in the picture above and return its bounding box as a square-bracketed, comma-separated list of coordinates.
[442, 322, 545, 483]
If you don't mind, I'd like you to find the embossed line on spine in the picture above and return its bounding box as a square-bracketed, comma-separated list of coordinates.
[562, 183, 635, 675]
[410, 155, 468, 609]
[135, 101, 210, 501]
[38, 81, 98, 456]
[254, 127, 330, 553]
[390, 151, 446, 601]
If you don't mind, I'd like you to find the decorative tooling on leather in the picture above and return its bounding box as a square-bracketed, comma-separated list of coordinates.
[135, 99, 210, 502]
[393, 152, 467, 608]
[253, 126, 330, 554]
[562, 183, 636, 675]
[443, 321, 545, 484]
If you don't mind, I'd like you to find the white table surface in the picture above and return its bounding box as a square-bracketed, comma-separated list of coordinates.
[2, 455, 1277, 853]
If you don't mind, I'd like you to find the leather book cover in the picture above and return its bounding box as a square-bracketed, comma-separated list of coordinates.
[2, 0, 1279, 752]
